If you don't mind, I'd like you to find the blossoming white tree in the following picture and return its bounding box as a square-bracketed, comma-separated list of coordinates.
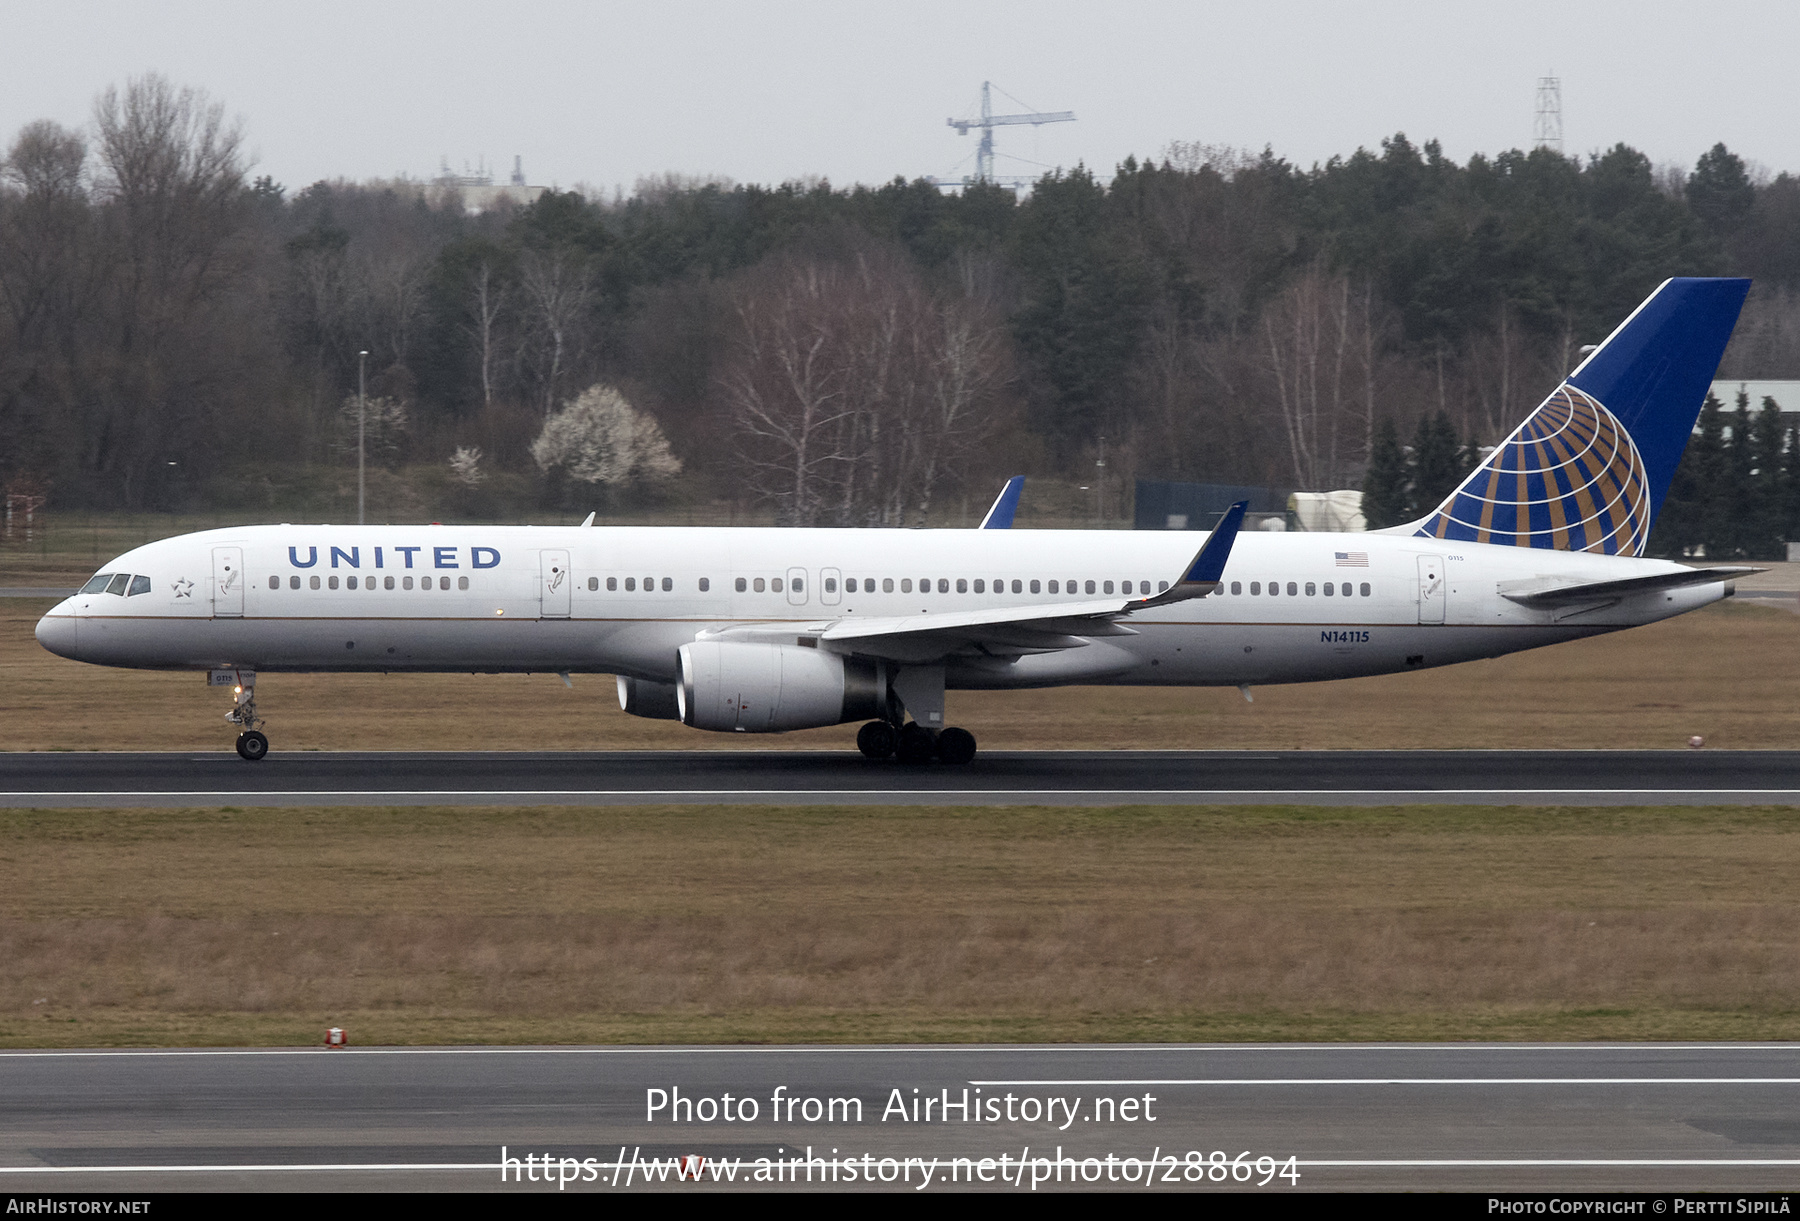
[530, 384, 680, 490]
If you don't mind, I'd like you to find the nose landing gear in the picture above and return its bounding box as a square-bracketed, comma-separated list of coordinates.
[215, 668, 268, 761]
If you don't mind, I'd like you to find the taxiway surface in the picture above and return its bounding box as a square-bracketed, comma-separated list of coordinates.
[3, 1044, 1798, 1192]
[0, 748, 1797, 806]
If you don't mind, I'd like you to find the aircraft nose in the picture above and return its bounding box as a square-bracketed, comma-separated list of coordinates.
[35, 603, 79, 659]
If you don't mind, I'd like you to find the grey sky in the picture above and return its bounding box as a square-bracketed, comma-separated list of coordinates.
[5, 0, 1798, 194]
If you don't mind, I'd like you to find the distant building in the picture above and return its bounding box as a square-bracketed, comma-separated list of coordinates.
[434, 155, 546, 214]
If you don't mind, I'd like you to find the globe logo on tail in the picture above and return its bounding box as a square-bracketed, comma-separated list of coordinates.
[1416, 385, 1651, 556]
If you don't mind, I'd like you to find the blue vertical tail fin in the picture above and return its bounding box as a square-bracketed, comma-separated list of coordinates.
[1412, 277, 1750, 555]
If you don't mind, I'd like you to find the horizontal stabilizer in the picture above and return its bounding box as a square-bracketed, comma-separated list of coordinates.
[1498, 566, 1761, 608]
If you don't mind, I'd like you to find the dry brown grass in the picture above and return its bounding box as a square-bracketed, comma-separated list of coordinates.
[4, 596, 1800, 751]
[4, 803, 1800, 1046]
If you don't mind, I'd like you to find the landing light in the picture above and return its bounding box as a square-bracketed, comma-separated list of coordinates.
[495, 609, 504, 615]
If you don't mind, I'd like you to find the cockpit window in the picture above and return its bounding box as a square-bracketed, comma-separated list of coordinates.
[81, 574, 113, 594]
[128, 575, 151, 596]
[105, 574, 131, 596]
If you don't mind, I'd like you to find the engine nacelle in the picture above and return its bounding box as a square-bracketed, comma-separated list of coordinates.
[677, 641, 883, 732]
[617, 675, 681, 720]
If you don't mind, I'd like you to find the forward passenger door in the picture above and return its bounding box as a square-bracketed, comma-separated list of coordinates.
[212, 547, 244, 618]
[541, 550, 571, 618]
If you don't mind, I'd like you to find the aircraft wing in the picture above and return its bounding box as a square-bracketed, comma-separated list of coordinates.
[1498, 565, 1763, 607]
[701, 501, 1249, 664]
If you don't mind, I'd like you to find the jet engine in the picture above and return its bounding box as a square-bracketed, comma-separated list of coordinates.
[677, 641, 884, 732]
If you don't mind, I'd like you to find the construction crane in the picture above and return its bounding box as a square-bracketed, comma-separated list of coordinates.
[946, 81, 1075, 187]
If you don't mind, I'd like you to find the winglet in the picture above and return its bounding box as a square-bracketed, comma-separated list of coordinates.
[1133, 500, 1248, 607]
[579, 512, 596, 528]
[979, 477, 1024, 529]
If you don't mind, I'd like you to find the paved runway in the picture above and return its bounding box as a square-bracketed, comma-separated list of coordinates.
[3, 1044, 1799, 1192]
[1, 748, 1799, 806]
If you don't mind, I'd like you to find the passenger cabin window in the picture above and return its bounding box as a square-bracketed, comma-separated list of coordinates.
[790, 577, 801, 592]
[957, 578, 968, 593]
[403, 576, 413, 590]
[1103, 581, 1114, 595]
[901, 579, 913, 593]
[1361, 582, 1372, 596]
[753, 578, 765, 592]
[882, 578, 894, 593]
[291, 575, 301, 590]
[735, 577, 746, 592]
[1159, 581, 1169, 592]
[1250, 582, 1261, 595]
[608, 577, 618, 591]
[1323, 582, 1334, 596]
[772, 577, 783, 593]
[440, 577, 451, 590]
[625, 578, 636, 591]
[310, 576, 321, 590]
[268, 576, 280, 590]
[328, 576, 339, 590]
[459, 577, 470, 590]
[384, 576, 395, 590]
[1305, 582, 1316, 596]
[588, 577, 599, 591]
[699, 578, 710, 592]
[825, 577, 837, 593]
[1287, 582, 1298, 596]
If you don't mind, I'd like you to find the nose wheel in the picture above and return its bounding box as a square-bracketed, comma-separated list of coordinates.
[223, 675, 269, 761]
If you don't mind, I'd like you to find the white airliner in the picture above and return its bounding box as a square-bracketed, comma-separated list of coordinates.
[37, 278, 1755, 763]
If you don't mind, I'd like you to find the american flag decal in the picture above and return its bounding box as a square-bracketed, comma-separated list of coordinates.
[1335, 551, 1369, 567]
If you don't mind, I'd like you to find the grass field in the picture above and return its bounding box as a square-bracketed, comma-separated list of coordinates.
[4, 595, 1799, 752]
[4, 801, 1799, 1047]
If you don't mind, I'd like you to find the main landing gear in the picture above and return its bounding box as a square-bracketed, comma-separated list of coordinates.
[857, 720, 977, 765]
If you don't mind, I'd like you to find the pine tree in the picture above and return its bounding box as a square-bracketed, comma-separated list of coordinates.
[1692, 393, 1730, 557]
[1410, 411, 1466, 517]
[1784, 423, 1800, 547]
[1361, 417, 1411, 528]
[1747, 396, 1788, 559]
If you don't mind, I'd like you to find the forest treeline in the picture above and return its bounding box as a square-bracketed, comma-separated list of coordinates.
[4, 75, 1800, 545]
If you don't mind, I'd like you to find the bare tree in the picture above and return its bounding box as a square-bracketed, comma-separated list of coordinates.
[719, 243, 1009, 526]
[518, 249, 593, 416]
[463, 259, 508, 409]
[84, 75, 251, 505]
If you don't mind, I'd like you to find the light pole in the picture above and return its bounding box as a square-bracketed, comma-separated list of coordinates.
[357, 350, 368, 525]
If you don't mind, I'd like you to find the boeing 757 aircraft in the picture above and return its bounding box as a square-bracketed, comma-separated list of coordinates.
[37, 277, 1754, 763]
